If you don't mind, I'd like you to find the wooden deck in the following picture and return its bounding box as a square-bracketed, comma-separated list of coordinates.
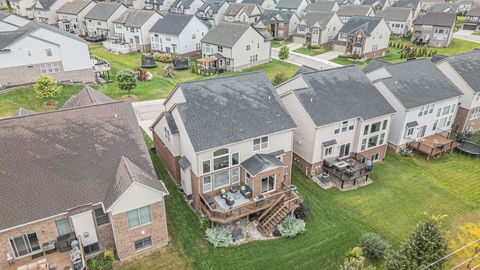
[407, 133, 458, 159]
[323, 154, 373, 189]
[2, 250, 74, 270]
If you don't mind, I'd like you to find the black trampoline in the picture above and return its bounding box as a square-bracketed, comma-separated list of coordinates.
[458, 141, 480, 157]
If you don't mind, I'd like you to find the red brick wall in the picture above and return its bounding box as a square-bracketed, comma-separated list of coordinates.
[358, 144, 388, 162]
[153, 131, 181, 184]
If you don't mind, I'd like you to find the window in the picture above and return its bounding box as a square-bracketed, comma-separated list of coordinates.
[202, 160, 211, 174]
[406, 127, 414, 137]
[218, 46, 223, 52]
[371, 153, 380, 161]
[364, 125, 369, 135]
[45, 48, 52, 56]
[56, 219, 73, 236]
[382, 120, 388, 130]
[245, 172, 251, 186]
[164, 127, 171, 142]
[370, 122, 381, 133]
[40, 63, 60, 74]
[231, 152, 239, 165]
[336, 120, 354, 134]
[341, 121, 348, 132]
[339, 143, 350, 158]
[324, 146, 333, 156]
[312, 28, 319, 35]
[9, 233, 41, 257]
[166, 37, 171, 41]
[450, 104, 456, 113]
[368, 135, 378, 148]
[261, 175, 275, 193]
[253, 136, 268, 151]
[379, 133, 385, 145]
[134, 237, 152, 251]
[231, 167, 240, 184]
[213, 148, 229, 171]
[83, 243, 100, 255]
[361, 138, 367, 151]
[442, 105, 450, 116]
[127, 206, 152, 228]
[192, 33, 196, 39]
[214, 170, 230, 189]
[203, 176, 212, 192]
[433, 119, 438, 130]
[246, 44, 251, 51]
[446, 115, 453, 127]
[355, 36, 362, 43]
[471, 108, 480, 120]
[94, 208, 110, 226]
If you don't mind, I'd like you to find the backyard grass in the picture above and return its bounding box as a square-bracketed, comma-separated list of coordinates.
[293, 47, 331, 56]
[116, 133, 480, 270]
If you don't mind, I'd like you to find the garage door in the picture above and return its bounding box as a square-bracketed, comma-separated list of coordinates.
[463, 24, 477, 30]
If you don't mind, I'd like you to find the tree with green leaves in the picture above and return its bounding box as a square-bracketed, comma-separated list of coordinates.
[279, 45, 289, 60]
[116, 70, 137, 97]
[34, 75, 62, 106]
[272, 72, 287, 86]
[384, 216, 448, 270]
[341, 256, 376, 270]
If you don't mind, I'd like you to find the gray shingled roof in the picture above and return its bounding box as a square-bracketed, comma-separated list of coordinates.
[467, 6, 480, 16]
[392, 0, 420, 10]
[362, 0, 387, 7]
[337, 5, 372, 17]
[338, 16, 383, 36]
[57, 0, 93, 15]
[241, 153, 286, 176]
[0, 30, 28, 50]
[293, 65, 318, 76]
[259, 10, 295, 24]
[414, 12, 456, 26]
[428, 3, 458, 13]
[62, 86, 114, 109]
[431, 53, 448, 62]
[0, 101, 166, 231]
[201, 22, 251, 47]
[443, 50, 480, 93]
[242, 0, 265, 4]
[276, 0, 304, 9]
[299, 11, 335, 28]
[12, 107, 34, 117]
[149, 13, 194, 35]
[178, 156, 191, 170]
[113, 9, 158, 28]
[292, 65, 396, 127]
[376, 59, 463, 109]
[363, 58, 390, 72]
[164, 111, 179, 134]
[225, 3, 260, 16]
[84, 2, 123, 21]
[37, 0, 58, 9]
[171, 0, 195, 9]
[305, 1, 337, 12]
[377, 7, 412, 21]
[198, 0, 227, 13]
[0, 10, 9, 20]
[175, 72, 296, 152]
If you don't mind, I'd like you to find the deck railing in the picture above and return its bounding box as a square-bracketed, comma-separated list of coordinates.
[323, 153, 372, 182]
[406, 130, 459, 159]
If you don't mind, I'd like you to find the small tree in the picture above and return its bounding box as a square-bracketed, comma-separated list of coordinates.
[272, 72, 287, 86]
[277, 214, 305, 238]
[449, 222, 480, 269]
[34, 75, 62, 106]
[205, 226, 233, 248]
[279, 45, 289, 60]
[359, 233, 390, 262]
[116, 70, 136, 97]
[341, 256, 376, 270]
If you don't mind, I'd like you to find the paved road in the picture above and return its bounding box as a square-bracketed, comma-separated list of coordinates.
[272, 47, 341, 70]
[453, 30, 480, 44]
[132, 99, 165, 138]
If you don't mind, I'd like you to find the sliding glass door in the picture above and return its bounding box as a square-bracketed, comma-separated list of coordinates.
[9, 232, 41, 257]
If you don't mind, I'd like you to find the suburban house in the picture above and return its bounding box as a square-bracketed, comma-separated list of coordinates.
[337, 0, 363, 6]
[196, 0, 230, 26]
[224, 3, 263, 24]
[275, 65, 395, 189]
[304, 1, 339, 12]
[392, 0, 421, 19]
[362, 0, 390, 12]
[275, 0, 310, 17]
[336, 5, 375, 23]
[242, 0, 277, 10]
[377, 6, 413, 36]
[150, 72, 302, 234]
[462, 6, 480, 31]
[56, 0, 97, 34]
[428, 3, 459, 13]
[458, 0, 473, 13]
[412, 12, 456, 47]
[365, 59, 463, 159]
[199, 22, 272, 71]
[435, 50, 480, 133]
[0, 100, 169, 270]
[31, 0, 71, 25]
[257, 9, 300, 39]
[169, 0, 204, 15]
[293, 11, 343, 48]
[10, 0, 35, 17]
[334, 16, 390, 59]
[150, 13, 210, 57]
[0, 11, 95, 87]
[83, 2, 128, 40]
[103, 9, 162, 53]
[62, 85, 114, 109]
[117, 0, 146, 9]
[144, 0, 174, 11]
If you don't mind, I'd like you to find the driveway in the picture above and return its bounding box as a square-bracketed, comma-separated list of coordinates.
[453, 30, 480, 43]
[132, 99, 165, 138]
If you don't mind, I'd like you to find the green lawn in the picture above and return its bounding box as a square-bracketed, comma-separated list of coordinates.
[293, 47, 331, 56]
[117, 133, 480, 270]
[272, 39, 292, 48]
[473, 32, 480, 36]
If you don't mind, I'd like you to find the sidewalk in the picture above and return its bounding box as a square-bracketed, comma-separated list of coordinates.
[272, 46, 342, 70]
[131, 99, 165, 138]
[453, 30, 480, 44]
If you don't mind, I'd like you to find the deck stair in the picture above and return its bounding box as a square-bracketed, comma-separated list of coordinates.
[258, 194, 300, 235]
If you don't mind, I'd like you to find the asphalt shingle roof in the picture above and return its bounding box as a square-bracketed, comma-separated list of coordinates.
[149, 13, 194, 35]
[242, 0, 266, 4]
[376, 7, 412, 21]
[113, 9, 158, 28]
[175, 72, 296, 152]
[428, 3, 458, 13]
[363, 58, 390, 72]
[276, 0, 304, 9]
[201, 22, 251, 47]
[305, 1, 337, 12]
[392, 0, 420, 10]
[466, 6, 480, 16]
[225, 3, 260, 16]
[293, 65, 396, 127]
[84, 2, 123, 21]
[293, 65, 318, 76]
[338, 15, 383, 36]
[241, 153, 286, 176]
[57, 0, 93, 15]
[164, 111, 179, 134]
[413, 12, 456, 26]
[62, 86, 114, 109]
[337, 5, 372, 17]
[259, 10, 295, 24]
[300, 11, 335, 28]
[443, 50, 480, 93]
[37, 0, 58, 9]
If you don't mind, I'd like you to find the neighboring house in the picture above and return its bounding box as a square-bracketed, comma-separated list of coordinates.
[62, 85, 114, 109]
[392, 0, 421, 19]
[435, 50, 480, 133]
[145, 0, 175, 10]
[242, 0, 277, 10]
[83, 2, 127, 39]
[104, 9, 162, 53]
[117, 0, 146, 9]
[196, 0, 230, 26]
[10, 0, 36, 17]
[151, 72, 302, 234]
[365, 59, 463, 158]
[275, 65, 395, 186]
[377, 6, 413, 35]
[337, 0, 363, 6]
[457, 0, 473, 13]
[293, 11, 343, 47]
[224, 3, 263, 24]
[362, 0, 390, 12]
[412, 12, 456, 47]
[31, 0, 71, 25]
[336, 4, 375, 23]
[0, 100, 169, 270]
[150, 13, 209, 57]
[257, 9, 300, 39]
[428, 3, 459, 13]
[462, 6, 480, 31]
[275, 0, 310, 17]
[56, 0, 96, 34]
[200, 22, 272, 71]
[334, 16, 390, 58]
[0, 11, 95, 87]
[422, 0, 450, 12]
[304, 1, 339, 12]
[169, 0, 204, 14]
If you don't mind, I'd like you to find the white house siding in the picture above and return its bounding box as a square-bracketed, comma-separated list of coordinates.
[112, 12, 162, 52]
[436, 61, 478, 110]
[387, 19, 411, 35]
[319, 14, 343, 45]
[32, 0, 70, 25]
[363, 20, 390, 55]
[109, 183, 164, 215]
[10, 0, 35, 17]
[152, 115, 181, 157]
[230, 27, 271, 71]
[57, 2, 96, 34]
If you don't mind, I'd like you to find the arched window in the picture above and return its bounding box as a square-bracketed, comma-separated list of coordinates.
[213, 148, 229, 171]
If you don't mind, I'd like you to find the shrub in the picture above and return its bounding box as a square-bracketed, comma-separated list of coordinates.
[279, 45, 289, 60]
[294, 203, 310, 220]
[153, 53, 172, 63]
[341, 256, 376, 270]
[116, 70, 136, 97]
[359, 233, 390, 261]
[277, 214, 305, 238]
[34, 75, 62, 104]
[205, 226, 233, 247]
[87, 250, 114, 270]
[272, 72, 287, 86]
[345, 246, 363, 260]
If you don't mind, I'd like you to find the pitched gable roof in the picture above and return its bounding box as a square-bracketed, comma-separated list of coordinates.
[259, 9, 296, 24]
[62, 86, 114, 109]
[201, 22, 252, 47]
[442, 50, 480, 93]
[84, 2, 123, 21]
[300, 11, 336, 28]
[276, 0, 304, 9]
[338, 15, 383, 36]
[224, 3, 261, 16]
[305, 1, 337, 12]
[466, 6, 480, 16]
[149, 13, 195, 35]
[113, 9, 159, 28]
[392, 0, 420, 10]
[36, 0, 59, 9]
[377, 6, 412, 21]
[57, 0, 94, 15]
[413, 12, 456, 26]
[337, 5, 373, 17]
[293, 65, 318, 76]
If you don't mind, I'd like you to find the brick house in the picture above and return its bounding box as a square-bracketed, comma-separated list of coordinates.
[0, 100, 169, 270]
[257, 10, 300, 39]
[412, 12, 456, 47]
[462, 6, 480, 31]
[275, 65, 395, 189]
[151, 72, 302, 234]
[292, 11, 343, 47]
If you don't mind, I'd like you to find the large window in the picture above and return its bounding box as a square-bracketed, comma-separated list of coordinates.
[231, 167, 240, 184]
[202, 160, 211, 174]
[324, 146, 333, 156]
[339, 143, 350, 158]
[127, 206, 152, 229]
[253, 136, 268, 151]
[94, 208, 110, 226]
[134, 237, 152, 251]
[55, 218, 73, 236]
[382, 120, 388, 130]
[40, 63, 60, 74]
[9, 232, 41, 257]
[261, 175, 275, 193]
[368, 135, 378, 148]
[203, 176, 212, 192]
[213, 148, 229, 171]
[214, 170, 230, 189]
[361, 138, 367, 151]
[370, 122, 381, 133]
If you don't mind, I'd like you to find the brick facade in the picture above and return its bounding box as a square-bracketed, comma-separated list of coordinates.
[153, 131, 181, 184]
[111, 201, 169, 261]
[454, 106, 480, 133]
[358, 144, 388, 162]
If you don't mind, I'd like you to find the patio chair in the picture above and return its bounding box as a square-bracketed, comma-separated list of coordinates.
[240, 185, 252, 199]
[220, 188, 228, 199]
